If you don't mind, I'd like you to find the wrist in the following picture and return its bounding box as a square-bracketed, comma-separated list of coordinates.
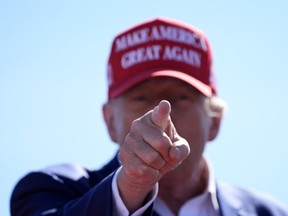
[117, 167, 156, 213]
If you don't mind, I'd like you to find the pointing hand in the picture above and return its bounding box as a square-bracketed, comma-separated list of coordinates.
[117, 100, 190, 212]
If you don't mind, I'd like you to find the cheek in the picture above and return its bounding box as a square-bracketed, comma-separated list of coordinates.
[115, 105, 155, 144]
[114, 113, 140, 145]
[114, 118, 129, 145]
[172, 109, 211, 149]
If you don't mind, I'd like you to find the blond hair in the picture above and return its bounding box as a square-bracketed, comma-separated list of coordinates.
[205, 96, 227, 118]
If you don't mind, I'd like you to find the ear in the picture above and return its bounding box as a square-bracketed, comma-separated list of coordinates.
[208, 116, 222, 141]
[102, 103, 117, 143]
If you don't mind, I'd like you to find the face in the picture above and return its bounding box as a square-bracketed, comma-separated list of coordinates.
[103, 77, 221, 168]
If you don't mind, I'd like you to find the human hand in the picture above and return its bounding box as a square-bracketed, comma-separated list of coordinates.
[117, 100, 190, 212]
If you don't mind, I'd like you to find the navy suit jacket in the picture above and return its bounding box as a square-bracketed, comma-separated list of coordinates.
[11, 155, 288, 216]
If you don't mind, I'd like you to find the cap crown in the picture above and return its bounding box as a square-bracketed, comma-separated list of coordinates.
[107, 17, 216, 99]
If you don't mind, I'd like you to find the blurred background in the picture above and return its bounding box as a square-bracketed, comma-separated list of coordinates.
[1, 1, 287, 215]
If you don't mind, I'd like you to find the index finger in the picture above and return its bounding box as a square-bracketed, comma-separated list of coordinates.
[151, 100, 171, 131]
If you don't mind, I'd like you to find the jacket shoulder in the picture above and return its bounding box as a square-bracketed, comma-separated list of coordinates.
[217, 182, 288, 216]
[10, 157, 120, 216]
[40, 163, 90, 181]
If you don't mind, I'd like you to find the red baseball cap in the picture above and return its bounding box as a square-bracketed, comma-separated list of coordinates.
[107, 17, 217, 99]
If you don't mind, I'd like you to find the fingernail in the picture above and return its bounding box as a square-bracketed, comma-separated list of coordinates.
[170, 146, 180, 161]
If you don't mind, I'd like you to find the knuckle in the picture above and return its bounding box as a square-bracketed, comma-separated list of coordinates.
[124, 132, 136, 145]
[118, 148, 126, 164]
[154, 134, 171, 148]
[144, 151, 160, 164]
[131, 119, 142, 132]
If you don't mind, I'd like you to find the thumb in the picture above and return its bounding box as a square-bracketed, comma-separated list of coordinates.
[151, 100, 171, 131]
[169, 139, 190, 163]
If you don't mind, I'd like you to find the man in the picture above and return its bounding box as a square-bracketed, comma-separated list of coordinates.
[11, 17, 288, 216]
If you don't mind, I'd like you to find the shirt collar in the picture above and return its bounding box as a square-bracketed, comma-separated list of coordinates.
[205, 156, 220, 212]
[154, 157, 220, 215]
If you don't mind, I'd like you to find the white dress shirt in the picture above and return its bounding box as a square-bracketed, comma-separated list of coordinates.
[112, 158, 220, 216]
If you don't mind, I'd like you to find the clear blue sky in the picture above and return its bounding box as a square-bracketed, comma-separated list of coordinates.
[1, 1, 288, 215]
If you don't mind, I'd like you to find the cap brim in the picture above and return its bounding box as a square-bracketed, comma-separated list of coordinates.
[109, 70, 212, 99]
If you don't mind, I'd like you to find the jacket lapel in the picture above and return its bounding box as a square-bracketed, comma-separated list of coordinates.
[217, 182, 256, 216]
